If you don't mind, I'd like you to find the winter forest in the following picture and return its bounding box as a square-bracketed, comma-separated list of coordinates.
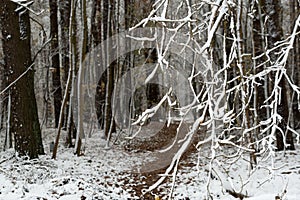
[1, 0, 300, 199]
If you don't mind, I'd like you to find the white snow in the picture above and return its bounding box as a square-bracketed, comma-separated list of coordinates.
[0, 128, 300, 199]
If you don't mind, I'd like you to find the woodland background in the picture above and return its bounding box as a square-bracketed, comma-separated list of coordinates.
[1, 0, 300, 199]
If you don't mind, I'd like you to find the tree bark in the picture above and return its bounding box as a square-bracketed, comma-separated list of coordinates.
[59, 0, 71, 83]
[91, 0, 102, 45]
[263, 0, 295, 150]
[49, 0, 63, 128]
[252, 0, 269, 124]
[102, 0, 116, 139]
[0, 0, 44, 158]
[58, 0, 77, 146]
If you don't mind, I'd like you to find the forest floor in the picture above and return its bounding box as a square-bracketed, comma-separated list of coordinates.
[0, 124, 300, 200]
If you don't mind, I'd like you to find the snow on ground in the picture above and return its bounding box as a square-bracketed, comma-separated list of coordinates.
[0, 128, 300, 199]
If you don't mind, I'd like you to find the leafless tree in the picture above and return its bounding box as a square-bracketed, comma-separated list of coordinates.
[0, 0, 44, 158]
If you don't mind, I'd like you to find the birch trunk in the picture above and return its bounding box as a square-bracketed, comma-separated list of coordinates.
[75, 0, 88, 155]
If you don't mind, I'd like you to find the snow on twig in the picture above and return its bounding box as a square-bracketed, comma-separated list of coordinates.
[11, 0, 44, 16]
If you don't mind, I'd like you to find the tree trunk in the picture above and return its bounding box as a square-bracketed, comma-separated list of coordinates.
[59, 0, 71, 83]
[59, 0, 77, 147]
[0, 42, 10, 150]
[91, 0, 102, 45]
[263, 0, 295, 150]
[92, 0, 104, 130]
[74, 0, 89, 155]
[0, 0, 44, 158]
[291, 2, 300, 129]
[58, 0, 71, 129]
[49, 0, 63, 128]
[102, 0, 116, 140]
[252, 0, 269, 124]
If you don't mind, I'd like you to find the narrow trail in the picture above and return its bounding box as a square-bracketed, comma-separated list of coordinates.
[130, 122, 195, 173]
[122, 121, 201, 199]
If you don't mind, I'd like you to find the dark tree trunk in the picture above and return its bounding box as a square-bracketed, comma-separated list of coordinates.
[276, 79, 295, 150]
[0, 0, 44, 158]
[91, 0, 102, 45]
[103, 0, 116, 139]
[144, 48, 159, 114]
[252, 0, 269, 124]
[95, 74, 106, 130]
[50, 0, 63, 128]
[104, 61, 116, 139]
[0, 44, 8, 147]
[262, 0, 295, 150]
[0, 60, 11, 150]
[124, 0, 132, 29]
[103, 0, 109, 41]
[59, 0, 71, 83]
[291, 2, 300, 129]
[92, 0, 104, 130]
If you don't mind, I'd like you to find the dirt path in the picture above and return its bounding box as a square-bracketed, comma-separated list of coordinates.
[122, 121, 200, 199]
[134, 122, 195, 173]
